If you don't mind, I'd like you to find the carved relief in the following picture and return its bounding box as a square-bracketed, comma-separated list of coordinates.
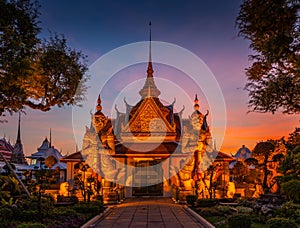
[123, 99, 175, 134]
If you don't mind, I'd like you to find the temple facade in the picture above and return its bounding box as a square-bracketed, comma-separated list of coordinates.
[81, 29, 235, 201]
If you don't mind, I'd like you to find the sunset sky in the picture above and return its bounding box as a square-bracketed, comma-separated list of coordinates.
[1, 0, 299, 156]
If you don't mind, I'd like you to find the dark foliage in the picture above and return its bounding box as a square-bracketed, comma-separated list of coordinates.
[0, 0, 88, 119]
[227, 214, 252, 228]
[266, 217, 298, 228]
[237, 0, 300, 114]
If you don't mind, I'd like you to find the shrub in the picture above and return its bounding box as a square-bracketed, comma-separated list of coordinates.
[196, 198, 218, 207]
[235, 206, 253, 213]
[15, 196, 54, 220]
[227, 214, 251, 228]
[47, 216, 84, 228]
[16, 210, 39, 222]
[215, 205, 233, 215]
[275, 201, 300, 224]
[218, 198, 235, 203]
[197, 207, 221, 216]
[0, 207, 13, 221]
[17, 222, 46, 228]
[186, 195, 197, 206]
[49, 208, 78, 219]
[73, 202, 102, 214]
[282, 180, 300, 202]
[266, 218, 298, 228]
[238, 199, 256, 208]
[57, 195, 78, 203]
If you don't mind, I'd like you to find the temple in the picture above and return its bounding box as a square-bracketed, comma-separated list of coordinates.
[0, 113, 27, 165]
[81, 24, 235, 202]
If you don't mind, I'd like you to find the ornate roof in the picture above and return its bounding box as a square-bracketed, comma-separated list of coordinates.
[234, 145, 251, 160]
[116, 28, 180, 140]
[121, 97, 176, 136]
[215, 151, 236, 162]
[37, 137, 50, 151]
[60, 151, 84, 162]
[0, 138, 13, 162]
[27, 137, 65, 169]
[229, 145, 252, 169]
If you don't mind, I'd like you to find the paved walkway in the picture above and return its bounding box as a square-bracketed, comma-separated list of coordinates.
[93, 198, 207, 228]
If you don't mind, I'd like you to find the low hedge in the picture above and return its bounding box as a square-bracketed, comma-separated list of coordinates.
[266, 218, 298, 228]
[17, 222, 46, 228]
[196, 198, 218, 207]
[186, 195, 197, 206]
[227, 214, 252, 228]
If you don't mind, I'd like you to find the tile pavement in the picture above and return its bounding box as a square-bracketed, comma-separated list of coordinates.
[92, 198, 208, 228]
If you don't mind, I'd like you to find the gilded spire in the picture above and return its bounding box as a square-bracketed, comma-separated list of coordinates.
[96, 94, 102, 111]
[139, 22, 160, 98]
[147, 21, 153, 77]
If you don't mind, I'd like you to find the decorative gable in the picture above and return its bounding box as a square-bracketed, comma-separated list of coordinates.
[122, 98, 176, 135]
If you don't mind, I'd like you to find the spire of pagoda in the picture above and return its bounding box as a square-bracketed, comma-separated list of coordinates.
[16, 112, 21, 143]
[11, 112, 27, 165]
[147, 21, 153, 77]
[49, 128, 52, 148]
[139, 21, 161, 98]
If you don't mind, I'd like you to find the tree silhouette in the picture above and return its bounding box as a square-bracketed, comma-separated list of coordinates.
[279, 134, 300, 182]
[231, 161, 249, 184]
[0, 0, 88, 119]
[237, 0, 300, 114]
[252, 141, 276, 192]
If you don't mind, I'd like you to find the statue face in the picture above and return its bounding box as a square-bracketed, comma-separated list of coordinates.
[93, 115, 106, 132]
[190, 113, 204, 131]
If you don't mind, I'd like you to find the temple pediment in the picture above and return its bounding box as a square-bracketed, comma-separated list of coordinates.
[121, 97, 176, 136]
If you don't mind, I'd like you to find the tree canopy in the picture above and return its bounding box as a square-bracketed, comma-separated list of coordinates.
[252, 141, 276, 192]
[236, 0, 300, 114]
[44, 155, 57, 169]
[0, 0, 88, 119]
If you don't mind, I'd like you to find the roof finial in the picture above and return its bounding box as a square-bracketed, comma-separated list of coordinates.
[16, 112, 21, 143]
[49, 128, 52, 148]
[147, 21, 153, 77]
[194, 94, 199, 111]
[96, 94, 102, 111]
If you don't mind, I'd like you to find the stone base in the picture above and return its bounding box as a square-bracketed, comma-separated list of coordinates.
[103, 187, 118, 204]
